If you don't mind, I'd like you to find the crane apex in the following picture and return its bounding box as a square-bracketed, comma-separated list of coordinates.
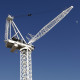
[71, 6, 74, 8]
[7, 15, 14, 21]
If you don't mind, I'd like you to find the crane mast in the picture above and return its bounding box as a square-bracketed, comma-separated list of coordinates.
[4, 6, 73, 80]
[20, 49, 32, 80]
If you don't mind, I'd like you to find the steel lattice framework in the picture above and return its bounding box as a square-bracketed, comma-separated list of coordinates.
[20, 49, 32, 80]
[4, 6, 73, 80]
[28, 6, 73, 44]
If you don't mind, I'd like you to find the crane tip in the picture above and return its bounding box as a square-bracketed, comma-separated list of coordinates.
[71, 6, 74, 8]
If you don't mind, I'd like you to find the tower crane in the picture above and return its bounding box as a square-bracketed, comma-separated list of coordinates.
[4, 6, 73, 80]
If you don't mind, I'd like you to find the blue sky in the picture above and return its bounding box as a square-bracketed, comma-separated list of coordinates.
[0, 0, 80, 80]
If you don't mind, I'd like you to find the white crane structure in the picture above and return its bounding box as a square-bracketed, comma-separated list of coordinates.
[4, 6, 73, 80]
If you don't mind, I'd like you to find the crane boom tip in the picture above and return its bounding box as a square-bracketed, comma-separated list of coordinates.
[71, 6, 74, 8]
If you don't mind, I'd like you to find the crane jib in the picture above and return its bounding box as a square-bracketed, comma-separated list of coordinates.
[28, 6, 73, 44]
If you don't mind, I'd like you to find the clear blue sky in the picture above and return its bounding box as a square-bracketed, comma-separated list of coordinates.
[0, 0, 80, 80]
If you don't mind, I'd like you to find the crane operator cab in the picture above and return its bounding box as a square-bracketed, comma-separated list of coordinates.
[12, 37, 25, 43]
